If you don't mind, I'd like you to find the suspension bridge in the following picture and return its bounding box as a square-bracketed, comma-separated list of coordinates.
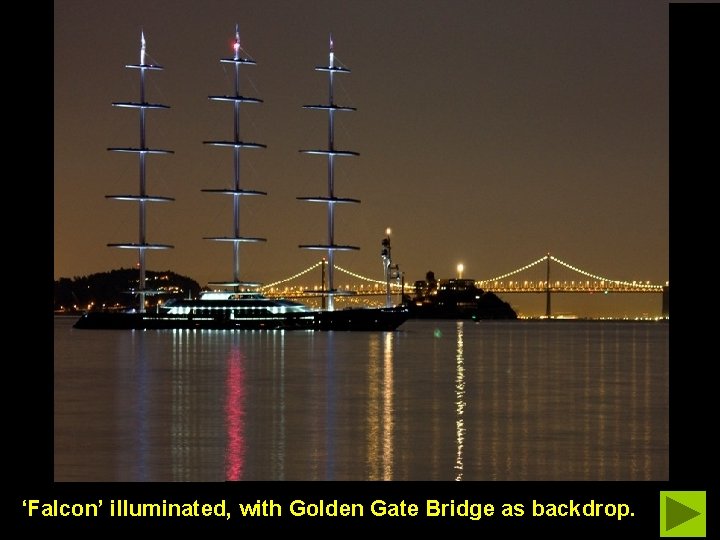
[259, 254, 669, 318]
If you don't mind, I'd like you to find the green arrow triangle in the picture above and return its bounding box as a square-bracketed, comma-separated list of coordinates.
[666, 496, 702, 531]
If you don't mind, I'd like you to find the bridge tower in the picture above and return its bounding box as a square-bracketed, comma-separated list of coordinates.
[545, 253, 551, 318]
[662, 284, 669, 318]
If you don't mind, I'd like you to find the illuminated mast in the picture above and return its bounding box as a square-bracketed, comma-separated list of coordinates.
[298, 35, 359, 311]
[107, 32, 174, 313]
[202, 26, 267, 292]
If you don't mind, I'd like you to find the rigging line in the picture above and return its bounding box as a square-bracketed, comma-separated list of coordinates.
[246, 71, 263, 101]
[333, 54, 351, 71]
[238, 43, 256, 62]
[334, 74, 356, 108]
[220, 60, 233, 88]
[146, 101, 172, 145]
[144, 50, 162, 68]
[146, 68, 170, 105]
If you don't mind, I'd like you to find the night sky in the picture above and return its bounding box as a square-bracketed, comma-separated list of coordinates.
[54, 1, 668, 317]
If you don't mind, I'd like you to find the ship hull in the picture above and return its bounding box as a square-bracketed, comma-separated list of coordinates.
[73, 311, 314, 330]
[309, 307, 409, 331]
[73, 307, 409, 331]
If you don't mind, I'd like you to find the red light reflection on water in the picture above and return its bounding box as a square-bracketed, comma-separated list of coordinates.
[225, 346, 245, 480]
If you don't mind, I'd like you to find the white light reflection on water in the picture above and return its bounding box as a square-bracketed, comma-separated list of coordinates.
[454, 321, 465, 480]
[171, 328, 188, 481]
[54, 319, 668, 481]
[273, 331, 286, 480]
[130, 331, 149, 481]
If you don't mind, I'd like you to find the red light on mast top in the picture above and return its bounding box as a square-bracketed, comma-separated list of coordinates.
[233, 24, 241, 59]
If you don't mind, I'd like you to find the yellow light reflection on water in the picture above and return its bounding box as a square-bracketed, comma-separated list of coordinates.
[366, 333, 395, 480]
[366, 335, 381, 480]
[382, 332, 394, 480]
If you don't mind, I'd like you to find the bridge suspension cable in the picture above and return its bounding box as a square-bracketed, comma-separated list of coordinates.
[261, 255, 664, 293]
[260, 261, 323, 289]
[549, 255, 663, 290]
[478, 256, 548, 282]
[260, 260, 401, 291]
[478, 254, 663, 290]
[335, 264, 402, 287]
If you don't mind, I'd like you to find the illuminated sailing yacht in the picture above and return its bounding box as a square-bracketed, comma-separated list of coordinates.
[74, 30, 407, 331]
[105, 32, 174, 313]
[77, 28, 314, 330]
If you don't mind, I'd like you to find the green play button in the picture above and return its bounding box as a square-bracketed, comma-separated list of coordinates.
[667, 497, 701, 530]
[660, 491, 706, 537]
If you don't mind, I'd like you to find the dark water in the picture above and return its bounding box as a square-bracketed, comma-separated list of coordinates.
[54, 318, 668, 481]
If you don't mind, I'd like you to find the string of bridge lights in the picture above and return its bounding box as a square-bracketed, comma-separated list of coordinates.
[335, 265, 402, 287]
[260, 261, 323, 289]
[478, 255, 662, 289]
[260, 261, 403, 291]
[478, 256, 548, 283]
[549, 255, 662, 290]
[261, 255, 663, 291]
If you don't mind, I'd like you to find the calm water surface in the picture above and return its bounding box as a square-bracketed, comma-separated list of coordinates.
[54, 318, 668, 481]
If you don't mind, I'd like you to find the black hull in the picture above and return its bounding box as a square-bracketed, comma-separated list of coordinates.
[309, 307, 409, 331]
[73, 307, 409, 331]
[407, 309, 518, 320]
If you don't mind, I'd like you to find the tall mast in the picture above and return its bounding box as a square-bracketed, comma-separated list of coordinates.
[107, 32, 174, 313]
[298, 35, 359, 311]
[202, 25, 266, 292]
